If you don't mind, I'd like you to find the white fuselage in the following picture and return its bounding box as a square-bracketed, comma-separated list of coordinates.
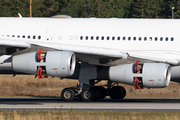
[0, 18, 179, 53]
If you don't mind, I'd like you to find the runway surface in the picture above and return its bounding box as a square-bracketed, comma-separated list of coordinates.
[0, 98, 179, 111]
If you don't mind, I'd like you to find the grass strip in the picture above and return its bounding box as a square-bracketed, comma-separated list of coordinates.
[0, 111, 179, 120]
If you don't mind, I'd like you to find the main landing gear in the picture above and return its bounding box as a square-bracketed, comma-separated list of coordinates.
[61, 62, 126, 102]
[61, 81, 126, 102]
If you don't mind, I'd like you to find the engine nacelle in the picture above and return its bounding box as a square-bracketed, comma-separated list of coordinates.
[12, 51, 76, 77]
[109, 63, 171, 88]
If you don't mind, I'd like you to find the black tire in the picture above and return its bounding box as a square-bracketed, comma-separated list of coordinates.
[80, 88, 96, 102]
[110, 86, 125, 99]
[92, 87, 99, 101]
[94, 86, 106, 99]
[61, 88, 75, 101]
[119, 86, 126, 99]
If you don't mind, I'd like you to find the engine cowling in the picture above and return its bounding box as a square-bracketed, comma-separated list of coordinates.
[109, 63, 171, 88]
[12, 51, 76, 77]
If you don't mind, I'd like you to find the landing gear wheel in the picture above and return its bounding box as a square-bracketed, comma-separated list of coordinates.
[93, 87, 100, 100]
[110, 86, 126, 99]
[61, 88, 75, 101]
[94, 86, 106, 99]
[80, 88, 96, 101]
[119, 86, 126, 99]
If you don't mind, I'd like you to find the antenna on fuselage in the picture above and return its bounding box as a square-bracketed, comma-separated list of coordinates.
[18, 13, 22, 18]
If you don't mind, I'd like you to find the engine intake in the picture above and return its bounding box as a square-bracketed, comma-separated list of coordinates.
[12, 51, 76, 77]
[109, 63, 171, 88]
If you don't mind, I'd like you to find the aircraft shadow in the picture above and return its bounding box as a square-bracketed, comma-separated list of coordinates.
[0, 98, 179, 105]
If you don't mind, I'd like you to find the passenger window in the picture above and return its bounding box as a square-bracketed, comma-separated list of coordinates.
[139, 37, 141, 41]
[112, 36, 115, 40]
[171, 37, 174, 41]
[160, 37, 163, 41]
[117, 37, 120, 40]
[86, 36, 88, 40]
[91, 36, 94, 40]
[123, 37, 125, 40]
[155, 37, 158, 41]
[28, 36, 30, 39]
[149, 37, 152, 41]
[74, 36, 78, 40]
[165, 37, 168, 41]
[133, 37, 136, 40]
[38, 36, 41, 39]
[102, 36, 104, 40]
[80, 36, 83, 40]
[96, 36, 99, 40]
[59, 36, 62, 40]
[33, 36, 36, 39]
[17, 35, 20, 38]
[107, 36, 110, 40]
[69, 36, 73, 40]
[23, 35, 25, 38]
[12, 35, 15, 37]
[128, 37, 131, 40]
[144, 37, 147, 41]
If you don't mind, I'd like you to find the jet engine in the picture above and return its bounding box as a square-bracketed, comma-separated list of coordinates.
[109, 63, 171, 88]
[12, 51, 76, 77]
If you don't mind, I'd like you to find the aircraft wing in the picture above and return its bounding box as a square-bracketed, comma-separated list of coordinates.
[31, 41, 178, 65]
[0, 38, 29, 48]
[128, 51, 178, 65]
[31, 41, 124, 58]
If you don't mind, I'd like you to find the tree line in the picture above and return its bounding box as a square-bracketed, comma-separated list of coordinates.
[0, 0, 180, 18]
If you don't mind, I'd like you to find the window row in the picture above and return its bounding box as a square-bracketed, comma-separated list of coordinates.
[2, 35, 41, 40]
[80, 36, 174, 41]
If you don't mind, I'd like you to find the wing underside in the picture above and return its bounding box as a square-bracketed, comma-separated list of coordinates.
[0, 39, 178, 65]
